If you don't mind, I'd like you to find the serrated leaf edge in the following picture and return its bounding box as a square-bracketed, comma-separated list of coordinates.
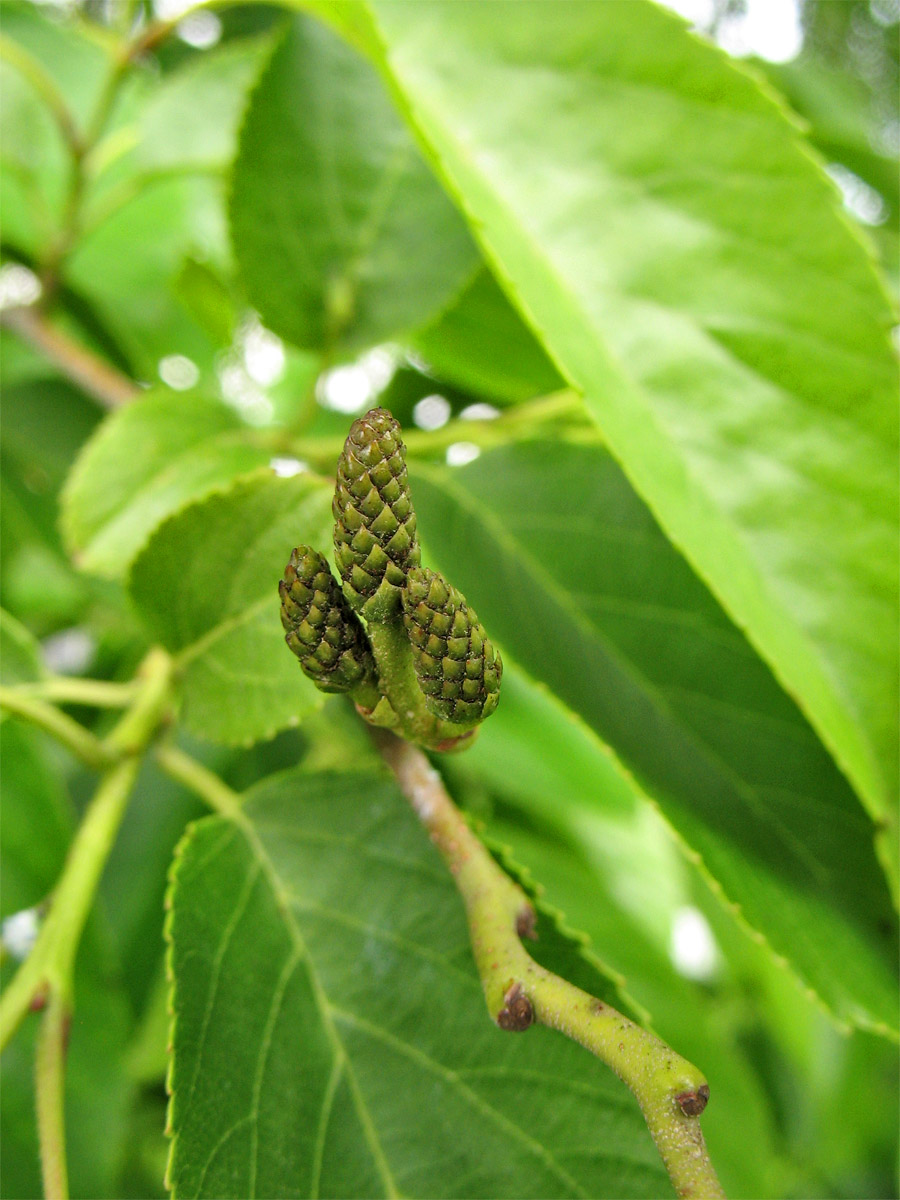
[126, 468, 334, 748]
[124, 466, 329, 627]
[60, 392, 263, 578]
[163, 814, 222, 1196]
[479, 826, 654, 1030]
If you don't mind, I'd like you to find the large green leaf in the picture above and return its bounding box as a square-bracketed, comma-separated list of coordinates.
[229, 15, 478, 356]
[342, 0, 899, 873]
[62, 389, 271, 580]
[166, 766, 671, 1199]
[410, 442, 897, 1037]
[129, 472, 333, 745]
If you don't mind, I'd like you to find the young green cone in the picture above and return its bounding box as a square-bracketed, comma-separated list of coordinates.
[279, 546, 377, 695]
[332, 407, 420, 616]
[402, 567, 502, 724]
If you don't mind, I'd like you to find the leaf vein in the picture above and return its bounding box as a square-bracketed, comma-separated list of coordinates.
[329, 1005, 590, 1199]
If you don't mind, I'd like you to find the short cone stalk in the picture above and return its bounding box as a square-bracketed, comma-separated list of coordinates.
[402, 567, 502, 723]
[280, 407, 502, 751]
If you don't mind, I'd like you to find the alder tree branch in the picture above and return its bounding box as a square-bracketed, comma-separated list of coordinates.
[1, 11, 180, 390]
[373, 728, 726, 1200]
[0, 306, 139, 409]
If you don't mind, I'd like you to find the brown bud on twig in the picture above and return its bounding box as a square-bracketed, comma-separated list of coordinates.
[497, 982, 534, 1032]
[676, 1083, 710, 1117]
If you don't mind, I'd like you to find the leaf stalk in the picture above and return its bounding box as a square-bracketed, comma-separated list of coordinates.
[5, 676, 138, 709]
[0, 648, 175, 1184]
[0, 688, 114, 769]
[155, 742, 245, 823]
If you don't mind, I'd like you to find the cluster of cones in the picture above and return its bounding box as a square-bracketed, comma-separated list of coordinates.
[279, 408, 502, 735]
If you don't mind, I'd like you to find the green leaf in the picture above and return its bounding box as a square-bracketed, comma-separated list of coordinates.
[129, 472, 334, 745]
[62, 389, 271, 579]
[410, 442, 898, 1037]
[349, 0, 899, 870]
[166, 766, 671, 1199]
[457, 659, 636, 820]
[412, 267, 564, 405]
[136, 36, 271, 173]
[229, 15, 478, 356]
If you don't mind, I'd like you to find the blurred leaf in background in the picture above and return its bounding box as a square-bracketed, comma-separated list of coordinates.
[0, 1, 897, 1198]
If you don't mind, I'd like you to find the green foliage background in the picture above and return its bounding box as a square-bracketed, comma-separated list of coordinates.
[1, 1, 897, 1197]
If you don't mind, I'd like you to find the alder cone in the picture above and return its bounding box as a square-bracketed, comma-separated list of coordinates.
[332, 407, 420, 612]
[279, 546, 376, 693]
[402, 567, 502, 724]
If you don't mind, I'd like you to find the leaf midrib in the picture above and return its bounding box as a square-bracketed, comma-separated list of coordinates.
[175, 594, 272, 668]
[66, 411, 243, 551]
